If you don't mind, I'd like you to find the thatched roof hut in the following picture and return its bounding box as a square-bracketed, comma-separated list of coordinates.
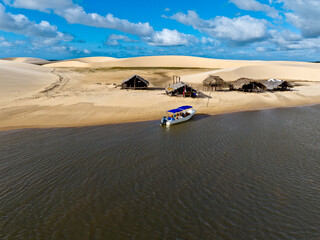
[261, 79, 293, 91]
[166, 81, 198, 98]
[203, 75, 228, 91]
[122, 75, 149, 89]
[230, 78, 266, 92]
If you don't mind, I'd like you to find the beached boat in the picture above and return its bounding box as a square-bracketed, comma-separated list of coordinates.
[160, 105, 196, 126]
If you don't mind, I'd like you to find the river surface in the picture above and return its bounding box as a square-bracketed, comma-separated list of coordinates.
[1, 106, 320, 240]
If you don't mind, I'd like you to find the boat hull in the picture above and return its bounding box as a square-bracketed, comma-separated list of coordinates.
[166, 109, 196, 126]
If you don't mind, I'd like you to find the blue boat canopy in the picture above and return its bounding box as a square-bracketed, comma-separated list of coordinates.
[167, 105, 193, 113]
[178, 105, 193, 110]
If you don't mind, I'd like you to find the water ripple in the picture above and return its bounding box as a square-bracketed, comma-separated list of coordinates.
[1, 106, 320, 239]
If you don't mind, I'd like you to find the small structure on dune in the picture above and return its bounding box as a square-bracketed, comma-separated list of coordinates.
[230, 78, 266, 92]
[166, 81, 199, 98]
[261, 79, 293, 91]
[203, 75, 228, 91]
[122, 75, 149, 89]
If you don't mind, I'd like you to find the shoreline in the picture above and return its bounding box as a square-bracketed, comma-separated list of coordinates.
[1, 100, 320, 132]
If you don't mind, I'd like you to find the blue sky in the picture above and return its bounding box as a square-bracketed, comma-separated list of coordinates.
[0, 0, 320, 61]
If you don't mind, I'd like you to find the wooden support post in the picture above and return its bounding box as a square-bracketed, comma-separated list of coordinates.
[207, 87, 212, 107]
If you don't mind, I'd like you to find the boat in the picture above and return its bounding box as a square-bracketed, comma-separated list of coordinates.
[160, 105, 196, 126]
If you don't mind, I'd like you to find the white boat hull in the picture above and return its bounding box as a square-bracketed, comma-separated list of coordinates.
[166, 109, 196, 126]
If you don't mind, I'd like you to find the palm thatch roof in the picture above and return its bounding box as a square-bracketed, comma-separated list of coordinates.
[230, 78, 266, 91]
[203, 75, 226, 87]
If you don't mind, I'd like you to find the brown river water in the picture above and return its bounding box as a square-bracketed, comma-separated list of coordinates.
[1, 106, 320, 239]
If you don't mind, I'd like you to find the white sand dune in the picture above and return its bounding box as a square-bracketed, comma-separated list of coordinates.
[43, 55, 272, 69]
[44, 56, 319, 73]
[2, 57, 50, 65]
[88, 56, 268, 68]
[0, 60, 57, 104]
[44, 57, 118, 68]
[182, 62, 320, 83]
[69, 57, 118, 63]
[44, 60, 89, 68]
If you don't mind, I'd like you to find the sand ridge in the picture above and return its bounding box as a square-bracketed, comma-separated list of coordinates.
[2, 57, 50, 65]
[67, 57, 118, 63]
[0, 60, 57, 105]
[43, 55, 272, 69]
[181, 62, 320, 83]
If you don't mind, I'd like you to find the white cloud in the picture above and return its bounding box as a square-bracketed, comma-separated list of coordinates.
[4, 0, 154, 36]
[59, 7, 154, 36]
[0, 3, 90, 57]
[0, 3, 72, 41]
[0, 36, 12, 47]
[269, 29, 320, 51]
[278, 0, 320, 37]
[5, 0, 197, 47]
[213, 16, 267, 42]
[0, 36, 25, 47]
[145, 29, 195, 46]
[256, 46, 267, 52]
[201, 37, 220, 45]
[105, 31, 195, 47]
[230, 0, 280, 19]
[50, 45, 90, 55]
[269, 29, 301, 46]
[168, 11, 204, 28]
[5, 0, 73, 12]
[104, 34, 136, 46]
[285, 38, 320, 50]
[169, 11, 268, 43]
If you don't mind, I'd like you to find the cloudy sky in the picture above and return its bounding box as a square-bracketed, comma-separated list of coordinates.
[0, 0, 319, 61]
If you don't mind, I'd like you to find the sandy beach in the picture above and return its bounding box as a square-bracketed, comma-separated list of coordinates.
[1, 56, 320, 131]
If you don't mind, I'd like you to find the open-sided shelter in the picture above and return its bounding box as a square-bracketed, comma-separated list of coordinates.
[122, 75, 149, 89]
[203, 75, 228, 91]
[261, 79, 293, 91]
[230, 78, 266, 92]
[166, 82, 198, 98]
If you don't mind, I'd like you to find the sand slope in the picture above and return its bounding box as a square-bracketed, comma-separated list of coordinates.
[0, 60, 57, 104]
[45, 60, 89, 68]
[182, 62, 320, 83]
[44, 56, 272, 69]
[2, 57, 50, 65]
[68, 57, 118, 63]
[44, 57, 118, 68]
